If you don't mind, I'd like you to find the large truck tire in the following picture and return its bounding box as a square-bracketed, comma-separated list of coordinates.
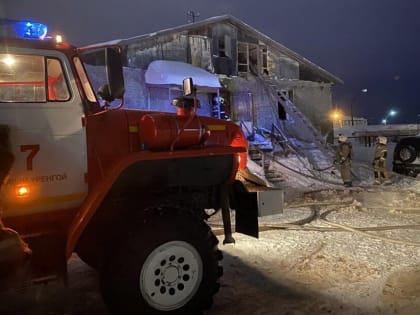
[100, 208, 223, 315]
[396, 145, 417, 163]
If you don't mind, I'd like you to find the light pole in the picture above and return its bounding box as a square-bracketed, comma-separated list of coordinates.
[382, 109, 397, 125]
[350, 88, 367, 126]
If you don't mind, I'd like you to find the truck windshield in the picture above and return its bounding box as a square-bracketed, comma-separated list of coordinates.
[0, 53, 70, 103]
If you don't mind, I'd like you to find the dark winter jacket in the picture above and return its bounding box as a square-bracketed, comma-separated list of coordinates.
[373, 143, 387, 162]
[336, 142, 352, 164]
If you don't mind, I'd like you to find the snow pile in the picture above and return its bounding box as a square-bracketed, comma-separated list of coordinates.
[246, 136, 419, 198]
[145, 60, 221, 89]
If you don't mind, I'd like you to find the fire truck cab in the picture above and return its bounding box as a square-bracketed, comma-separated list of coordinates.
[0, 20, 283, 314]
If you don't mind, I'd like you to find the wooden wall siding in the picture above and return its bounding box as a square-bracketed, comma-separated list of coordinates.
[126, 33, 189, 69]
[233, 92, 253, 122]
[211, 23, 237, 75]
[237, 29, 259, 45]
[299, 66, 329, 82]
[123, 22, 301, 81]
[188, 35, 213, 72]
[293, 83, 333, 136]
[271, 55, 299, 80]
[273, 80, 333, 136]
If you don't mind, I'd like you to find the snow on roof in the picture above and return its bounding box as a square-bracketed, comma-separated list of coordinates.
[80, 39, 124, 49]
[145, 60, 221, 89]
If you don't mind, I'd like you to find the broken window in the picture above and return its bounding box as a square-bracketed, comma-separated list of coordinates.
[287, 89, 294, 102]
[261, 46, 268, 75]
[278, 102, 286, 120]
[237, 42, 249, 73]
[218, 35, 231, 58]
[237, 42, 269, 75]
[237, 42, 258, 74]
[278, 90, 294, 103]
[248, 44, 259, 75]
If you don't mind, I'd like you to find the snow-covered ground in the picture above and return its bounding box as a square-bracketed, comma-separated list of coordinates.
[204, 139, 420, 315]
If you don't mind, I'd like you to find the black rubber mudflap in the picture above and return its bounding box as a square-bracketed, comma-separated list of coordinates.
[230, 180, 259, 238]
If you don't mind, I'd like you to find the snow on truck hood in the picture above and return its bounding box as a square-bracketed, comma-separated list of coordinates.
[145, 60, 221, 90]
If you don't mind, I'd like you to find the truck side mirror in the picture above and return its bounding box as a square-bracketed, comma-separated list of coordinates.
[183, 77, 194, 96]
[105, 47, 125, 100]
[97, 84, 114, 103]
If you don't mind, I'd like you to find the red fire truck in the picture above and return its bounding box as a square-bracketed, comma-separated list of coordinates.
[0, 20, 282, 314]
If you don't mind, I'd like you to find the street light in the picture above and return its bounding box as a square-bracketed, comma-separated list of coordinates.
[329, 109, 343, 128]
[350, 88, 368, 126]
[382, 109, 397, 125]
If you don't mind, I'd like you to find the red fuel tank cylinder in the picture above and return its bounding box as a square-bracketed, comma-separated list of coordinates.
[139, 114, 209, 150]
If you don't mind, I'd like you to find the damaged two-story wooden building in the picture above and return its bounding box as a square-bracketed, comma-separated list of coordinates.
[87, 15, 342, 145]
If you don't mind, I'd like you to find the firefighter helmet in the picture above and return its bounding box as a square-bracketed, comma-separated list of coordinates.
[338, 135, 347, 143]
[377, 136, 387, 145]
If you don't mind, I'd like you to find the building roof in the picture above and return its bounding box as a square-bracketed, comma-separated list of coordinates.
[92, 15, 343, 85]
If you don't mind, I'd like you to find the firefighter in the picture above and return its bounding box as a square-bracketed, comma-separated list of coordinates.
[335, 134, 353, 187]
[372, 136, 391, 185]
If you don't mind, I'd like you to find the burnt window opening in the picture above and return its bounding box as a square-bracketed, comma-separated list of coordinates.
[218, 38, 226, 57]
[248, 45, 258, 75]
[278, 102, 286, 120]
[278, 90, 294, 103]
[237, 42, 269, 75]
[238, 42, 258, 74]
[237, 42, 248, 73]
[261, 46, 269, 75]
[287, 90, 294, 102]
[218, 35, 231, 58]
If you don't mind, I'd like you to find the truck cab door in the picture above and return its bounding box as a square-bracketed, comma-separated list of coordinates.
[0, 51, 88, 218]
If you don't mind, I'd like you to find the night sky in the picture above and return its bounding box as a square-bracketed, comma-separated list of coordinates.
[2, 0, 419, 124]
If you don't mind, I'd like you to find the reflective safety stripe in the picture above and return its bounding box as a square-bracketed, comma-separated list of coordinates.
[129, 125, 138, 133]
[207, 125, 226, 131]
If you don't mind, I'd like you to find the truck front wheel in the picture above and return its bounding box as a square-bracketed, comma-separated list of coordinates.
[100, 208, 223, 314]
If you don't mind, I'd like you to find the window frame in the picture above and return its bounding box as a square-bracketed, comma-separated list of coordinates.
[46, 57, 71, 102]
